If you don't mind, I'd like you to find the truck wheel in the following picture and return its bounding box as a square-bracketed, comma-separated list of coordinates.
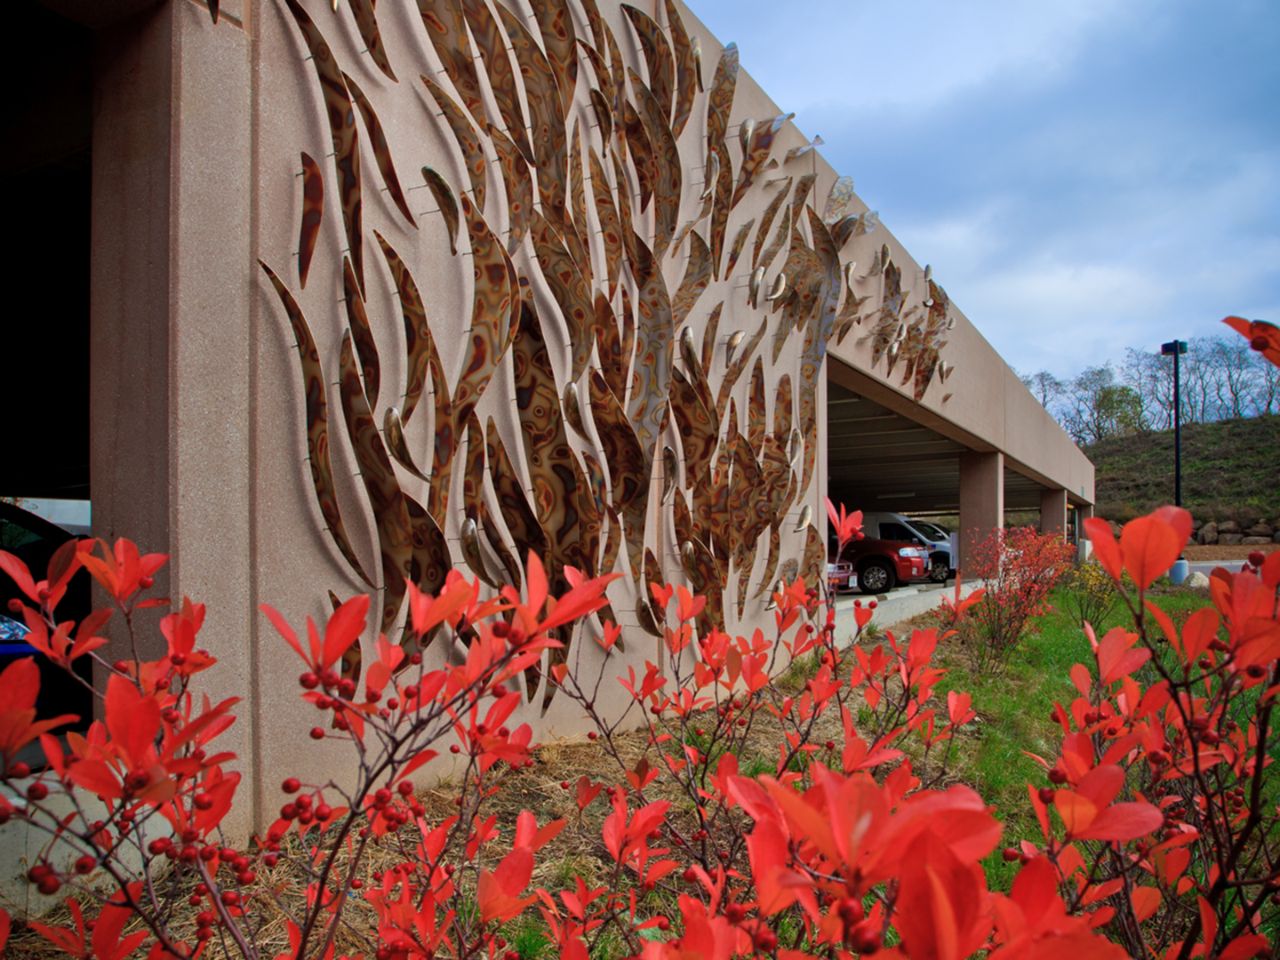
[928, 554, 950, 583]
[858, 559, 894, 594]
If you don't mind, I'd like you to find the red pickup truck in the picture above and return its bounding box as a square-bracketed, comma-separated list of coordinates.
[836, 536, 928, 595]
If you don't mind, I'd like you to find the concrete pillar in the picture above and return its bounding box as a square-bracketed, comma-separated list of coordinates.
[1040, 488, 1068, 537]
[958, 451, 1003, 572]
[1077, 503, 1094, 562]
[91, 2, 256, 833]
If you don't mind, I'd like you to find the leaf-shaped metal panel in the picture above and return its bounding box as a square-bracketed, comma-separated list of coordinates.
[419, 75, 487, 211]
[746, 357, 766, 453]
[705, 42, 738, 149]
[338, 332, 414, 634]
[496, 4, 569, 226]
[751, 176, 791, 270]
[342, 257, 380, 409]
[627, 72, 680, 257]
[724, 217, 754, 277]
[531, 0, 578, 114]
[486, 125, 534, 252]
[663, 0, 698, 138]
[611, 150, 639, 268]
[621, 99, 656, 213]
[823, 175, 855, 225]
[588, 148, 624, 297]
[800, 522, 825, 593]
[669, 365, 718, 488]
[594, 294, 630, 403]
[622, 5, 674, 121]
[756, 202, 792, 279]
[260, 261, 373, 588]
[670, 230, 712, 326]
[714, 317, 765, 418]
[731, 113, 791, 209]
[531, 212, 596, 381]
[452, 196, 518, 427]
[404, 493, 452, 618]
[384, 407, 430, 482]
[460, 0, 534, 164]
[773, 374, 793, 439]
[374, 232, 441, 427]
[510, 301, 593, 575]
[344, 71, 415, 226]
[416, 0, 487, 128]
[419, 166, 460, 255]
[626, 234, 675, 457]
[485, 416, 549, 575]
[297, 152, 323, 288]
[349, 0, 397, 82]
[284, 0, 365, 293]
[753, 523, 780, 599]
[700, 302, 723, 377]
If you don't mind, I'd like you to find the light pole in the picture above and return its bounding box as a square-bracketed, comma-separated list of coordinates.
[1161, 340, 1187, 507]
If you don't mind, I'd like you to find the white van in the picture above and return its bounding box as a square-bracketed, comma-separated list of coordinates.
[859, 512, 956, 583]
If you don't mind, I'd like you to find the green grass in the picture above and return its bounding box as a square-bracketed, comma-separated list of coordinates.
[1086, 414, 1280, 522]
[931, 583, 1215, 890]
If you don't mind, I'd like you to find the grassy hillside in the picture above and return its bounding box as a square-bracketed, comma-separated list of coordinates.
[1087, 414, 1280, 523]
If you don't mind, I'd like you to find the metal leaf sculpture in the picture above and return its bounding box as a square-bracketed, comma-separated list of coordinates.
[264, 0, 959, 710]
[297, 152, 323, 288]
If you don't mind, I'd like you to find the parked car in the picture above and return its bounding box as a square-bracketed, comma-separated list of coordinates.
[826, 560, 857, 594]
[0, 501, 94, 751]
[837, 536, 928, 595]
[859, 512, 956, 583]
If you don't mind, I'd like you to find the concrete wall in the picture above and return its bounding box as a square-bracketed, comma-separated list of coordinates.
[81, 0, 1092, 829]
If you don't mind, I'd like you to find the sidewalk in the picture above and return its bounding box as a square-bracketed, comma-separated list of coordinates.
[831, 580, 985, 635]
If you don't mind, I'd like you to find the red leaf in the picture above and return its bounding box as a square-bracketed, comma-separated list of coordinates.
[1097, 627, 1150, 684]
[1074, 801, 1163, 842]
[0, 550, 39, 603]
[1120, 513, 1184, 590]
[322, 595, 369, 669]
[1083, 518, 1123, 583]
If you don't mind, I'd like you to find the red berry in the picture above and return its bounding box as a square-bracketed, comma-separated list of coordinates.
[26, 782, 49, 801]
[1048, 768, 1067, 785]
[36, 875, 61, 896]
[299, 672, 319, 689]
[6, 761, 30, 779]
[1038, 787, 1055, 804]
[281, 777, 301, 794]
[74, 855, 95, 874]
[309, 727, 324, 740]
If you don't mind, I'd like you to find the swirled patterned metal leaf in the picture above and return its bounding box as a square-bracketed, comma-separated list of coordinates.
[261, 260, 373, 588]
[628, 69, 681, 258]
[664, 0, 698, 138]
[297, 152, 323, 288]
[460, 0, 533, 164]
[714, 317, 765, 418]
[349, 0, 396, 82]
[671, 230, 712, 326]
[342, 257, 380, 409]
[419, 75, 486, 211]
[700, 302, 723, 377]
[746, 357, 766, 453]
[374, 232, 441, 427]
[669, 365, 718, 486]
[531, 0, 578, 114]
[486, 125, 534, 253]
[531, 211, 596, 381]
[622, 5, 674, 121]
[284, 0, 365, 293]
[415, 0, 487, 128]
[338, 332, 414, 634]
[344, 71, 414, 227]
[588, 148, 624, 297]
[384, 407, 430, 482]
[452, 196, 518, 429]
[621, 99, 656, 213]
[496, 4, 569, 225]
[823, 175, 855, 225]
[800, 522, 825, 593]
[419, 166, 460, 255]
[732, 113, 791, 209]
[626, 234, 675, 456]
[751, 175, 791, 269]
[485, 416, 549, 583]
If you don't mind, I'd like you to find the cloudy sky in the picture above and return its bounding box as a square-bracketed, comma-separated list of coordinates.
[690, 0, 1279, 379]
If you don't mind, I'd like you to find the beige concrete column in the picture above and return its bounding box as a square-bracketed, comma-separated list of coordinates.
[1040, 488, 1068, 537]
[91, 1, 256, 833]
[1077, 503, 1094, 562]
[958, 451, 1003, 572]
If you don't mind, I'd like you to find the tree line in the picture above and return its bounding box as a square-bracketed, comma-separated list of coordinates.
[1021, 334, 1280, 445]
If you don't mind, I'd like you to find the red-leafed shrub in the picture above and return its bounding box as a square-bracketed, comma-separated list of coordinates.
[0, 503, 1274, 960]
[951, 526, 1076, 673]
